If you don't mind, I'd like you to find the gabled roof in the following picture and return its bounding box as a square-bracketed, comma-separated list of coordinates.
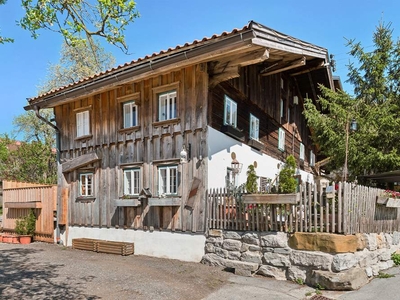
[25, 21, 333, 110]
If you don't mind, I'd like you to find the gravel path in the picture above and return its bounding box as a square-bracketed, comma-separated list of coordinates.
[0, 242, 230, 300]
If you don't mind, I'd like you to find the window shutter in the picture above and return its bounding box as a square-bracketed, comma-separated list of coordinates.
[83, 111, 89, 135]
[300, 143, 305, 160]
[278, 128, 285, 151]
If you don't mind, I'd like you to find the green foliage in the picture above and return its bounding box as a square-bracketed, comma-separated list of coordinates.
[15, 209, 36, 236]
[38, 41, 116, 94]
[245, 164, 258, 193]
[278, 155, 297, 194]
[391, 252, 400, 265]
[377, 272, 395, 278]
[0, 139, 57, 184]
[17, 0, 139, 53]
[295, 278, 304, 285]
[303, 21, 400, 178]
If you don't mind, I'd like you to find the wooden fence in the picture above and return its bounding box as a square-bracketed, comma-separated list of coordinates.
[2, 180, 57, 242]
[207, 182, 400, 234]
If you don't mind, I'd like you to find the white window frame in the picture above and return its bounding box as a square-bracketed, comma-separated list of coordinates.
[278, 128, 285, 151]
[76, 110, 90, 137]
[310, 150, 315, 167]
[300, 143, 305, 161]
[224, 95, 237, 127]
[280, 99, 284, 120]
[123, 168, 141, 196]
[123, 101, 138, 128]
[79, 172, 93, 197]
[249, 114, 260, 140]
[158, 165, 178, 196]
[158, 90, 177, 121]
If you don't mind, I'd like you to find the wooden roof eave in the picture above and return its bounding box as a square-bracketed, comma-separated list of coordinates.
[24, 30, 257, 111]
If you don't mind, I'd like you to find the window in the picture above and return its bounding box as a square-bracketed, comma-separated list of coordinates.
[278, 128, 285, 151]
[260, 177, 271, 193]
[123, 102, 138, 128]
[249, 114, 259, 140]
[77, 111, 90, 137]
[123, 168, 140, 195]
[300, 143, 305, 161]
[158, 165, 178, 195]
[287, 107, 291, 124]
[310, 150, 315, 167]
[79, 172, 93, 197]
[159, 90, 177, 121]
[224, 95, 237, 127]
[280, 99, 284, 120]
[226, 167, 238, 188]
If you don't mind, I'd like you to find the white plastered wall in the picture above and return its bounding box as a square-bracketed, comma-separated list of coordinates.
[206, 126, 314, 189]
[65, 226, 206, 262]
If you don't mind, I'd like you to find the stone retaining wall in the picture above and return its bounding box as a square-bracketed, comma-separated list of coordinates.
[201, 230, 400, 290]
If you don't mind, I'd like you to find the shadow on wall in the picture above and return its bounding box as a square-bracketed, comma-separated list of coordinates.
[0, 247, 99, 299]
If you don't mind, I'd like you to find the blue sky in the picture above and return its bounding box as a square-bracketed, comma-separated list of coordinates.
[0, 0, 399, 137]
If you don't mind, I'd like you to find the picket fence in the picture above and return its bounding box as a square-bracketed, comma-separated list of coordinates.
[206, 182, 400, 234]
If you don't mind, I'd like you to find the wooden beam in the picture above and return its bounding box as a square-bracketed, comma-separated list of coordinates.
[209, 70, 240, 88]
[62, 151, 101, 173]
[289, 60, 325, 76]
[210, 49, 269, 75]
[260, 56, 306, 76]
[4, 201, 42, 209]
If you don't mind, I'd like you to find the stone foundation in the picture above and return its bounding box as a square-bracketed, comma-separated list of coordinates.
[201, 230, 400, 290]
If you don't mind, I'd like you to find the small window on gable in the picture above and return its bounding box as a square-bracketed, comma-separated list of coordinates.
[278, 128, 285, 151]
[159, 90, 177, 121]
[123, 101, 138, 128]
[249, 114, 260, 140]
[300, 143, 305, 161]
[310, 150, 315, 167]
[158, 165, 178, 196]
[224, 95, 237, 127]
[79, 172, 93, 197]
[123, 168, 141, 195]
[76, 110, 90, 137]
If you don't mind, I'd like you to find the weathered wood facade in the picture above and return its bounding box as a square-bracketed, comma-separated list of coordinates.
[54, 64, 209, 232]
[25, 21, 335, 247]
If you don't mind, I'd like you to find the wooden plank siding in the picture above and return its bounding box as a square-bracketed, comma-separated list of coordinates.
[54, 64, 209, 232]
[2, 180, 57, 242]
[209, 65, 315, 169]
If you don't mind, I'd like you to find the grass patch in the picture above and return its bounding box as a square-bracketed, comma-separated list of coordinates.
[377, 272, 395, 278]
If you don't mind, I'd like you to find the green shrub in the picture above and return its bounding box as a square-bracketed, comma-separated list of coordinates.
[278, 155, 297, 194]
[391, 252, 400, 265]
[15, 209, 36, 236]
[245, 164, 258, 193]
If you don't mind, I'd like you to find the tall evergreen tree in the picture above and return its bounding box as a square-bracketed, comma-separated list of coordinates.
[303, 22, 400, 179]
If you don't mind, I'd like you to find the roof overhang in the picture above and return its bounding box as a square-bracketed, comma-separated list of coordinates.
[362, 170, 400, 183]
[25, 21, 333, 111]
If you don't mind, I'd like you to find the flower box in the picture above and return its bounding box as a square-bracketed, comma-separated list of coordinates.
[376, 196, 400, 207]
[221, 125, 245, 141]
[113, 199, 141, 207]
[248, 139, 264, 151]
[242, 193, 300, 204]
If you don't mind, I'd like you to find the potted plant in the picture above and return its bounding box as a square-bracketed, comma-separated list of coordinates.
[242, 155, 300, 204]
[15, 209, 36, 244]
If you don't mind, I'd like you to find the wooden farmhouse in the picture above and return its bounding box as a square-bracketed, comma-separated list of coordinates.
[25, 21, 335, 261]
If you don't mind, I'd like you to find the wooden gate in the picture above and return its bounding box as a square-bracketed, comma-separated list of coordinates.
[2, 180, 57, 243]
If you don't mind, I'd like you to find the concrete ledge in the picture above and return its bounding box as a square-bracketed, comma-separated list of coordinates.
[288, 232, 358, 253]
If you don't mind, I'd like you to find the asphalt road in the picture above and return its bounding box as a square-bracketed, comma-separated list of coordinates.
[1, 242, 400, 300]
